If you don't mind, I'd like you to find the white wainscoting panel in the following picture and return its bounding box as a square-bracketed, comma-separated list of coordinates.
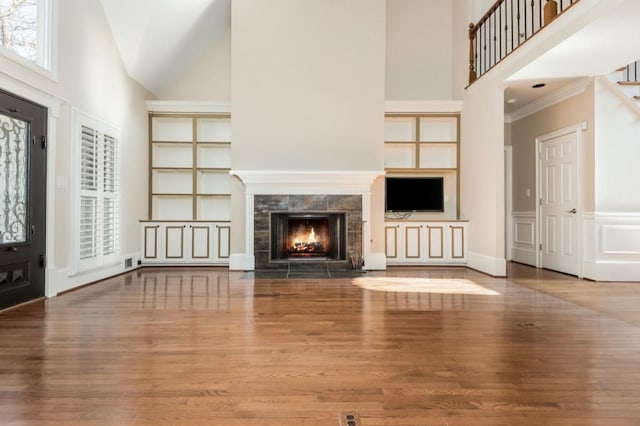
[582, 212, 640, 281]
[512, 212, 537, 266]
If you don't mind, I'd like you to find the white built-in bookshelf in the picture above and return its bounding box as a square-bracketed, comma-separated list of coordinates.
[150, 114, 231, 221]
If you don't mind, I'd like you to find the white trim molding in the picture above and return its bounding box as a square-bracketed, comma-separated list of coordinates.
[582, 212, 640, 281]
[467, 251, 507, 277]
[230, 170, 385, 195]
[49, 252, 141, 295]
[385, 100, 463, 114]
[512, 212, 537, 266]
[505, 77, 592, 123]
[146, 101, 231, 114]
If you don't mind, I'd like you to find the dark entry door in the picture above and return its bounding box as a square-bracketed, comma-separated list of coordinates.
[0, 90, 47, 311]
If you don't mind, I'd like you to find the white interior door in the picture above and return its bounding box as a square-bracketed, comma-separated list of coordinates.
[539, 130, 580, 276]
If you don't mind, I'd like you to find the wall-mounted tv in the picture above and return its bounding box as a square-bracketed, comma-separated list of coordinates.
[385, 177, 444, 212]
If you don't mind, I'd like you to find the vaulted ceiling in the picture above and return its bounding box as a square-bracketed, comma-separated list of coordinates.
[100, 0, 230, 96]
[99, 0, 640, 107]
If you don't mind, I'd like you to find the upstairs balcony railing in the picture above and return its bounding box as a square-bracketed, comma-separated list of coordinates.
[469, 0, 581, 85]
[621, 60, 639, 83]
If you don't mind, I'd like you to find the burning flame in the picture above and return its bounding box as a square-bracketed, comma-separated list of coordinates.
[290, 226, 324, 254]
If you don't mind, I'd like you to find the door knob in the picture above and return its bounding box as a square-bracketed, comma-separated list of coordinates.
[567, 208, 577, 214]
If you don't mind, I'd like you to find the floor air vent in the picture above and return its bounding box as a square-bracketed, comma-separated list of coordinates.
[518, 322, 538, 329]
[339, 412, 360, 426]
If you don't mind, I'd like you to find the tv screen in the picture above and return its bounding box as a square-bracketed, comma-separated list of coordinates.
[385, 177, 444, 212]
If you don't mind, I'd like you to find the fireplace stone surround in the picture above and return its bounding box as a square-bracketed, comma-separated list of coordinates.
[229, 170, 385, 271]
[255, 195, 360, 270]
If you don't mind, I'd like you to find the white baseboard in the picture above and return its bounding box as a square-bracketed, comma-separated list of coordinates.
[47, 252, 141, 297]
[364, 252, 386, 270]
[467, 251, 507, 277]
[229, 253, 255, 271]
[582, 261, 640, 282]
[512, 247, 537, 267]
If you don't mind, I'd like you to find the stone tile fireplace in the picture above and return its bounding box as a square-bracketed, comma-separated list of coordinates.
[229, 171, 384, 271]
[254, 194, 360, 270]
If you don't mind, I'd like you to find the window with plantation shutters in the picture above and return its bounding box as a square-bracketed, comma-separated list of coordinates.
[74, 111, 120, 271]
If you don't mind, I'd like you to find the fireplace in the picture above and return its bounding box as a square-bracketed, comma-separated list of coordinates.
[271, 213, 346, 261]
[252, 194, 363, 270]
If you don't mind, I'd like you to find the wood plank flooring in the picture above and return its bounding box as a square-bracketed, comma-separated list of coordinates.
[1, 264, 640, 425]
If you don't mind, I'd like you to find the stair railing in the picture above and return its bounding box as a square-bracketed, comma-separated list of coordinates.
[623, 61, 639, 83]
[469, 0, 581, 85]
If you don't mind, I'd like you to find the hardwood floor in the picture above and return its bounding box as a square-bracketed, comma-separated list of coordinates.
[1, 264, 640, 425]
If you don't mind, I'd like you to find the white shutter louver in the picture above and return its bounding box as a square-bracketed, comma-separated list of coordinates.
[81, 126, 98, 191]
[76, 117, 120, 269]
[80, 196, 97, 260]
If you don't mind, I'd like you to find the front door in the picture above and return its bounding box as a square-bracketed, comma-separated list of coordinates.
[0, 90, 47, 311]
[539, 128, 579, 276]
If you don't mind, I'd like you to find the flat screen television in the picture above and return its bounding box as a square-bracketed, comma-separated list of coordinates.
[385, 177, 444, 212]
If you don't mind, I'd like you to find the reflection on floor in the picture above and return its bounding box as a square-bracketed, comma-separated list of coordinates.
[1, 263, 640, 425]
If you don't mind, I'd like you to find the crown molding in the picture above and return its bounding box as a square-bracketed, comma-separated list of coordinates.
[505, 77, 592, 123]
[385, 100, 464, 113]
[146, 100, 231, 113]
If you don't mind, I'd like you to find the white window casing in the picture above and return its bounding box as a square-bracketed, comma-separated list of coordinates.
[71, 109, 121, 274]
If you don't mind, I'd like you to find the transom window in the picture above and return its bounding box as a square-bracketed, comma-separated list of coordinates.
[0, 0, 51, 69]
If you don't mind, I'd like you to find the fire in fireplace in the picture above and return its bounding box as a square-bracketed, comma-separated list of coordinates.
[271, 213, 346, 262]
[288, 217, 329, 257]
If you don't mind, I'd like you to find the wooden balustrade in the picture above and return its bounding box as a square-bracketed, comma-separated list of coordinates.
[469, 0, 580, 85]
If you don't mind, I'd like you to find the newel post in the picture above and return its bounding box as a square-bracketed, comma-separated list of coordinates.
[468, 23, 477, 85]
[544, 0, 559, 26]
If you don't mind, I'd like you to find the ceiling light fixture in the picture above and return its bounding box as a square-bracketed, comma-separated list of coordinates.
[506, 98, 517, 104]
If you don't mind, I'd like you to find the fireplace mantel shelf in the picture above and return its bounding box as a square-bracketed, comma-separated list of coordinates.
[230, 170, 384, 195]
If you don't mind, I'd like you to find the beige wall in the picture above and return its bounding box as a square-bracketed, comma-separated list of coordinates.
[231, 0, 385, 171]
[461, 75, 505, 274]
[154, 2, 231, 101]
[56, 0, 151, 268]
[510, 83, 595, 213]
[386, 0, 455, 100]
[230, 0, 386, 255]
[0, 0, 151, 280]
[452, 0, 472, 99]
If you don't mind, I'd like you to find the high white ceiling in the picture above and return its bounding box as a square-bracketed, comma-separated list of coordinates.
[100, 0, 640, 109]
[100, 0, 230, 96]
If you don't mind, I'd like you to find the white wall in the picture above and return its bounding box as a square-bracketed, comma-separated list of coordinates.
[230, 0, 386, 257]
[594, 79, 640, 212]
[153, 1, 231, 101]
[461, 75, 506, 276]
[231, 0, 385, 171]
[386, 0, 455, 100]
[0, 0, 151, 295]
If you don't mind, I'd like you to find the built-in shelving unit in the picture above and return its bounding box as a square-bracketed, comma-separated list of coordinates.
[384, 113, 460, 218]
[149, 114, 231, 221]
[143, 108, 232, 266]
[383, 112, 465, 265]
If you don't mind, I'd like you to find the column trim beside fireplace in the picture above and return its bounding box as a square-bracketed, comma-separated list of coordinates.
[230, 170, 385, 271]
